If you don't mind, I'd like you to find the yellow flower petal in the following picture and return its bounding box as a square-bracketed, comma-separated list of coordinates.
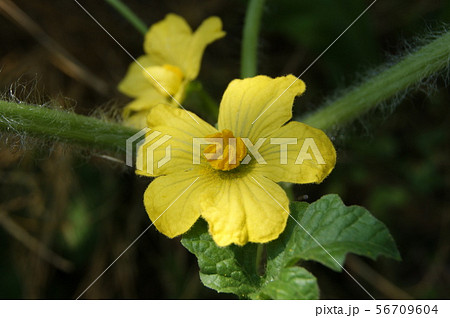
[144, 171, 213, 238]
[118, 55, 186, 99]
[121, 91, 167, 129]
[143, 65, 184, 96]
[218, 75, 306, 142]
[122, 112, 147, 129]
[183, 16, 226, 79]
[123, 91, 167, 116]
[144, 14, 225, 80]
[254, 121, 336, 184]
[118, 55, 157, 98]
[200, 174, 289, 246]
[122, 79, 190, 130]
[143, 14, 191, 65]
[136, 104, 217, 177]
[147, 104, 217, 137]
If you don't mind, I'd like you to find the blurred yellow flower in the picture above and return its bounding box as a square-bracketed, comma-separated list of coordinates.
[118, 14, 225, 128]
[137, 75, 336, 246]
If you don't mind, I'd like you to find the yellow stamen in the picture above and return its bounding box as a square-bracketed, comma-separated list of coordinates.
[204, 129, 247, 171]
[163, 64, 184, 81]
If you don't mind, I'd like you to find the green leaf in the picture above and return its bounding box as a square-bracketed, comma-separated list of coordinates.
[182, 219, 318, 299]
[266, 194, 401, 272]
[182, 194, 400, 300]
[253, 267, 319, 300]
[181, 219, 261, 298]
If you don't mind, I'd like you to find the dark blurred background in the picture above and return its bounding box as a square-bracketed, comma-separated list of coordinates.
[0, 0, 448, 299]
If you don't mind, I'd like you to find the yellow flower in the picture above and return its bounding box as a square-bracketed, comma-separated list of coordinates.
[137, 75, 336, 246]
[118, 14, 225, 128]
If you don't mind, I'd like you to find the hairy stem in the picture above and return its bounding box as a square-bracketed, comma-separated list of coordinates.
[104, 0, 147, 35]
[0, 100, 138, 154]
[302, 30, 450, 130]
[241, 0, 265, 78]
[3, 31, 449, 157]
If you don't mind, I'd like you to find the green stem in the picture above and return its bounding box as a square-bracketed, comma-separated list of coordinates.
[3, 32, 449, 159]
[301, 31, 450, 131]
[104, 0, 148, 35]
[241, 0, 266, 272]
[241, 0, 266, 78]
[0, 100, 138, 154]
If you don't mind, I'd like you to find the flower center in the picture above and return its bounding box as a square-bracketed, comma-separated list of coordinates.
[162, 64, 184, 81]
[203, 129, 247, 171]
